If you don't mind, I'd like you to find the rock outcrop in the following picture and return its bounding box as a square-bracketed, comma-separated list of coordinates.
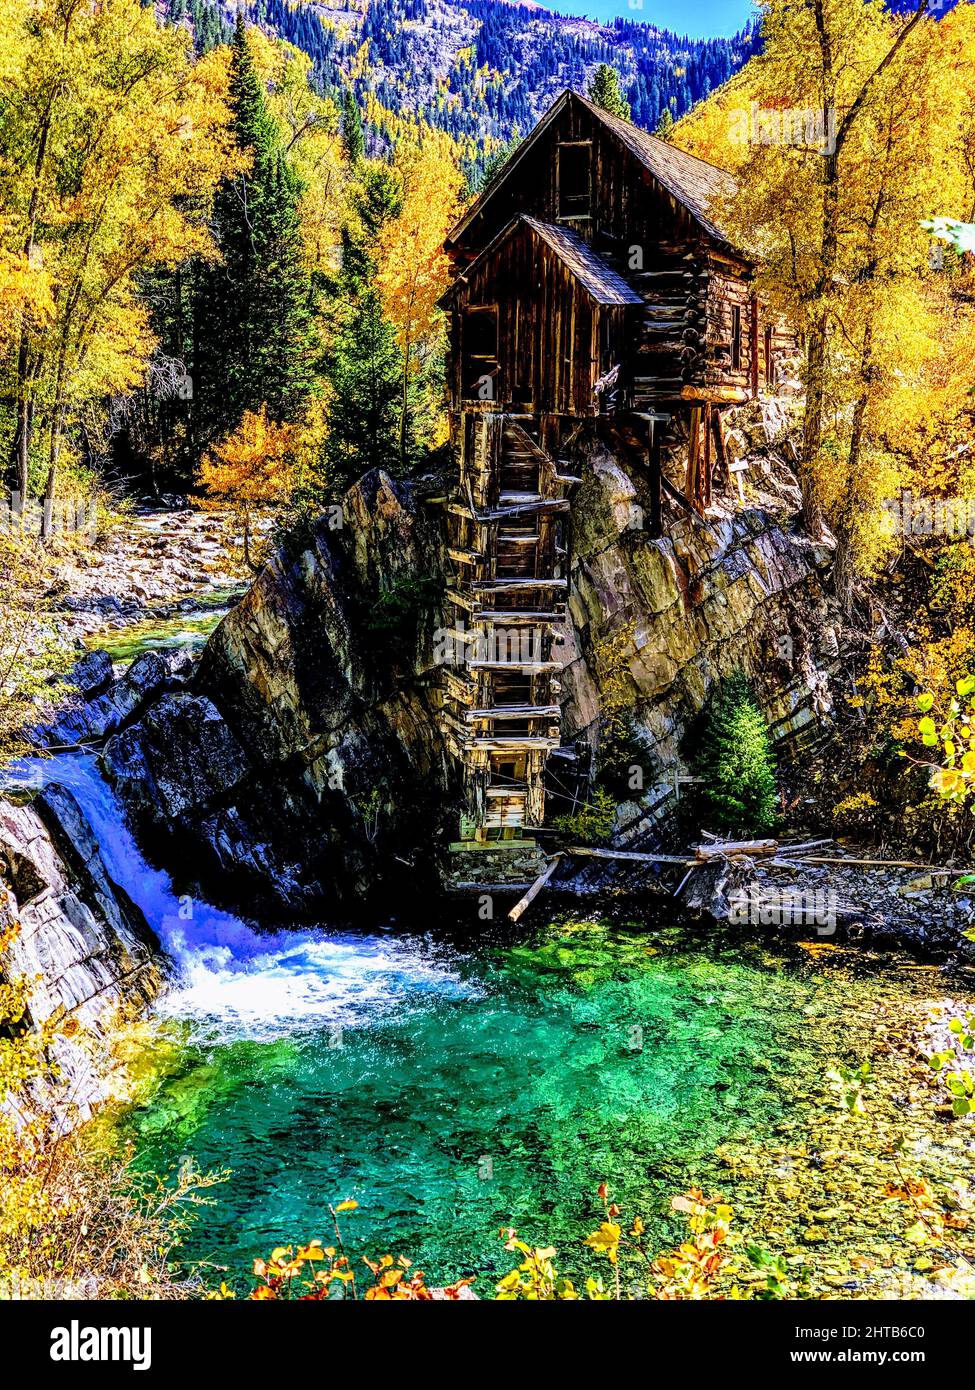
[32, 650, 172, 749]
[560, 409, 839, 842]
[103, 471, 456, 916]
[98, 417, 840, 912]
[0, 786, 162, 1123]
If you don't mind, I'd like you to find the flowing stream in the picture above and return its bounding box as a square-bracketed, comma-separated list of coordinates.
[12, 616, 975, 1297]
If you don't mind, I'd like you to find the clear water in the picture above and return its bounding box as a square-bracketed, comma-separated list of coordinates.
[10, 752, 975, 1296]
[84, 588, 244, 665]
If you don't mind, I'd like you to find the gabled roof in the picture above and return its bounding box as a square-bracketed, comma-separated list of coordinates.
[521, 217, 643, 304]
[447, 88, 738, 251]
[441, 213, 644, 307]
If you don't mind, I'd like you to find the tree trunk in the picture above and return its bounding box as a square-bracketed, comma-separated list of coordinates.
[9, 91, 56, 499]
[41, 404, 66, 541]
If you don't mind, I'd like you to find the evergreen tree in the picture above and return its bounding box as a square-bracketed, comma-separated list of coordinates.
[655, 106, 674, 140]
[189, 15, 314, 452]
[587, 63, 631, 120]
[476, 135, 521, 193]
[341, 87, 365, 165]
[322, 282, 402, 492]
[696, 674, 778, 834]
[321, 162, 405, 491]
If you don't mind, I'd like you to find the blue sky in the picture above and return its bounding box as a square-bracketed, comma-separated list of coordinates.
[528, 0, 759, 40]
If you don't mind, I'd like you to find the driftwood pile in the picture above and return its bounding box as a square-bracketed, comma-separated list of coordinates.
[507, 833, 954, 924]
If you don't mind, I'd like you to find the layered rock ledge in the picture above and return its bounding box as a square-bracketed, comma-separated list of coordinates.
[0, 785, 162, 1123]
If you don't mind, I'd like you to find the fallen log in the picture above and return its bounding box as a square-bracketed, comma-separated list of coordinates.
[694, 838, 778, 861]
[779, 855, 974, 872]
[508, 854, 563, 922]
[566, 847, 693, 865]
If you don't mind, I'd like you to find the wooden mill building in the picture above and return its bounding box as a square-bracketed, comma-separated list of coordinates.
[439, 88, 792, 852]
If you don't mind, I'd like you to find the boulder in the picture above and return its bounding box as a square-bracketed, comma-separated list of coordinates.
[101, 471, 456, 916]
[32, 650, 170, 749]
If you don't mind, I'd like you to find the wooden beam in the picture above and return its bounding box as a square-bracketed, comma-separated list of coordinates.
[473, 609, 564, 624]
[566, 846, 693, 865]
[681, 385, 749, 404]
[508, 854, 564, 922]
[464, 704, 561, 721]
[694, 838, 778, 860]
[468, 660, 562, 672]
[470, 735, 560, 750]
[648, 416, 662, 539]
[472, 578, 568, 592]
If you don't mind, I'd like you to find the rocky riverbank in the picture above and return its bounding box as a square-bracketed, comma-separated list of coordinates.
[0, 782, 162, 1125]
[47, 508, 245, 648]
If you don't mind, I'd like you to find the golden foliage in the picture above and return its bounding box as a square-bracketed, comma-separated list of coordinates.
[198, 405, 302, 568]
[375, 137, 463, 364]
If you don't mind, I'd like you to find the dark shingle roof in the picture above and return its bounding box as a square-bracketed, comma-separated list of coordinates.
[573, 92, 735, 245]
[447, 89, 738, 251]
[521, 217, 644, 304]
[440, 214, 644, 307]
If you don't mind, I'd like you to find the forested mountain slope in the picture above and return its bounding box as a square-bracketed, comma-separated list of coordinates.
[163, 0, 759, 161]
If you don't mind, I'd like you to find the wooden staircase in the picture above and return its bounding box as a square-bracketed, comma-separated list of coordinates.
[442, 414, 576, 840]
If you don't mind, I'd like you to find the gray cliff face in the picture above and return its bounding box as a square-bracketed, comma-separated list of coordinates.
[0, 786, 162, 1124]
[103, 470, 456, 916]
[560, 410, 838, 840]
[99, 418, 839, 913]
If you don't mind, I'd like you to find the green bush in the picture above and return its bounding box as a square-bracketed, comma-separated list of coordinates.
[696, 674, 778, 834]
[553, 787, 617, 844]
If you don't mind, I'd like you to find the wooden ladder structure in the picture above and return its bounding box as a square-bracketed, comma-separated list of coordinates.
[442, 413, 577, 841]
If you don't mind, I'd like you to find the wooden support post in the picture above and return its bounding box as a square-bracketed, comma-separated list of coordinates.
[702, 402, 712, 511]
[750, 295, 760, 398]
[508, 854, 563, 921]
[648, 416, 662, 539]
[686, 406, 703, 512]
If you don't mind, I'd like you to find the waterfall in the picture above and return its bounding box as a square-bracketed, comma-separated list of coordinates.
[4, 753, 473, 1042]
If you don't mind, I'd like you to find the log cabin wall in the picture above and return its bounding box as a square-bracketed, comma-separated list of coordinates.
[446, 220, 635, 416]
[447, 93, 769, 411]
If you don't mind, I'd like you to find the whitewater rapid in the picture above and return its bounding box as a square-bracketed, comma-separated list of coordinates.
[4, 753, 474, 1042]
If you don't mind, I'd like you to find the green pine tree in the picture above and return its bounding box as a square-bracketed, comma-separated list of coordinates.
[341, 88, 365, 165]
[323, 282, 403, 493]
[476, 135, 521, 193]
[189, 14, 314, 452]
[587, 64, 631, 121]
[317, 154, 409, 492]
[697, 674, 779, 834]
[655, 107, 675, 140]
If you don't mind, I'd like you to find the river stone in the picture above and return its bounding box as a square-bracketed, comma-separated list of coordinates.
[61, 648, 114, 699]
[31, 650, 170, 749]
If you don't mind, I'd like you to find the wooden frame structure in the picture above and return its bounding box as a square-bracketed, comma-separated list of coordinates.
[440, 89, 794, 847]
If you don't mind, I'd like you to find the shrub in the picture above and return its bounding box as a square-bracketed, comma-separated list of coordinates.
[363, 574, 444, 665]
[1, 920, 222, 1298]
[696, 673, 778, 834]
[553, 787, 617, 844]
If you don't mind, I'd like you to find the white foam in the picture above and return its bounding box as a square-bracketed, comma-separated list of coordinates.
[5, 754, 474, 1042]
